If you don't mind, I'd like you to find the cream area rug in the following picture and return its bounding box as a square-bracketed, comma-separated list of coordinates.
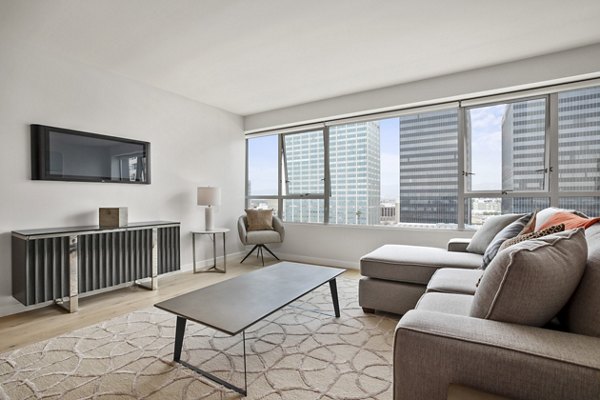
[0, 278, 398, 399]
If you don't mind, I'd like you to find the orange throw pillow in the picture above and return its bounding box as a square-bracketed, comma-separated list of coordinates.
[538, 211, 600, 231]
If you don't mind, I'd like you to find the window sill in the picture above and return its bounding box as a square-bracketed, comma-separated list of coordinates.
[281, 221, 475, 233]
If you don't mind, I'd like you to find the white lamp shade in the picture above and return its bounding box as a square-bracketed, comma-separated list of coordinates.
[197, 186, 221, 206]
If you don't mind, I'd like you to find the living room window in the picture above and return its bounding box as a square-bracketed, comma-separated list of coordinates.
[463, 97, 549, 226]
[245, 81, 600, 229]
[328, 119, 385, 226]
[246, 128, 327, 223]
[557, 86, 600, 217]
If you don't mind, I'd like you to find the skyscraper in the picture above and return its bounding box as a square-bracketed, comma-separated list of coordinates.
[282, 130, 325, 223]
[282, 122, 381, 225]
[557, 86, 600, 216]
[501, 98, 549, 214]
[501, 88, 600, 217]
[398, 109, 459, 225]
[329, 121, 380, 225]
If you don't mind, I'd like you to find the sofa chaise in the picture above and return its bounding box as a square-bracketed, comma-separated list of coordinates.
[359, 209, 600, 399]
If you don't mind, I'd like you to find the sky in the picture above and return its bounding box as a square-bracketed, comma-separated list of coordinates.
[247, 106, 507, 199]
[468, 105, 507, 190]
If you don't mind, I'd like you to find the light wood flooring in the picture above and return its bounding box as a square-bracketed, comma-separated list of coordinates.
[0, 258, 359, 353]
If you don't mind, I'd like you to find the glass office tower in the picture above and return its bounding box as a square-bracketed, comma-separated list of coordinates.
[283, 122, 381, 224]
[398, 110, 459, 225]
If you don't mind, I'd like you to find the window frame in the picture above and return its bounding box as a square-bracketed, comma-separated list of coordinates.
[245, 128, 330, 223]
[245, 80, 600, 229]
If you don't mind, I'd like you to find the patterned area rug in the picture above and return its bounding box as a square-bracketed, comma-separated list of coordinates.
[0, 278, 398, 399]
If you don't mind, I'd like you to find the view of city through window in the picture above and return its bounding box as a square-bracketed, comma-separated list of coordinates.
[247, 86, 600, 228]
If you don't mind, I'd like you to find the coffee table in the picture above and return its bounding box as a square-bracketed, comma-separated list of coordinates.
[154, 262, 344, 396]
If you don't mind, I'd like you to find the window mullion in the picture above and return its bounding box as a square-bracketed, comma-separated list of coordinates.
[244, 138, 249, 209]
[277, 134, 283, 219]
[548, 92, 560, 207]
[458, 107, 466, 229]
[323, 127, 330, 224]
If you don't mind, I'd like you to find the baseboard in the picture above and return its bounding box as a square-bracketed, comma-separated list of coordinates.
[276, 252, 359, 270]
[178, 251, 247, 272]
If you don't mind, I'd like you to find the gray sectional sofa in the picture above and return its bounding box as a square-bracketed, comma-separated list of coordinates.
[359, 238, 480, 315]
[359, 217, 600, 400]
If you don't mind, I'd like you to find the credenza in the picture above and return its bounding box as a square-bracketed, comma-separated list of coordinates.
[12, 221, 180, 312]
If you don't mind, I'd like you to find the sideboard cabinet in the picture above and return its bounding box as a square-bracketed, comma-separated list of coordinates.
[12, 221, 180, 312]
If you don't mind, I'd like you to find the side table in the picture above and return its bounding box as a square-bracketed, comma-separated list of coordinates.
[192, 228, 230, 273]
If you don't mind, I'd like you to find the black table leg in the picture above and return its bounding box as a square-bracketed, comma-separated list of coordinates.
[329, 279, 340, 318]
[174, 316, 187, 362]
[174, 326, 248, 396]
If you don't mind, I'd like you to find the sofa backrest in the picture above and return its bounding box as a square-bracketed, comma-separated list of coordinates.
[563, 223, 600, 337]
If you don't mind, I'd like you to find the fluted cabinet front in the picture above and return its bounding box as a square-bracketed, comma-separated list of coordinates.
[12, 223, 180, 307]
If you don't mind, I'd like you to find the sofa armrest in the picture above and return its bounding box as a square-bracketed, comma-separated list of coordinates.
[394, 310, 600, 400]
[447, 238, 471, 252]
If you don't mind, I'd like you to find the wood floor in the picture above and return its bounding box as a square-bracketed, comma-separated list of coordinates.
[0, 258, 359, 353]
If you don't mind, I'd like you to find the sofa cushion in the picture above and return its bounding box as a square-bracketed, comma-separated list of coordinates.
[466, 214, 523, 255]
[498, 223, 565, 252]
[416, 293, 473, 316]
[481, 213, 533, 269]
[360, 245, 482, 285]
[470, 229, 588, 327]
[519, 210, 537, 235]
[534, 207, 587, 231]
[563, 223, 600, 337]
[538, 211, 600, 231]
[426, 268, 484, 295]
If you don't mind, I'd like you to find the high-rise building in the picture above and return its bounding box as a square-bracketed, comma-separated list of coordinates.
[282, 130, 326, 223]
[557, 87, 600, 216]
[283, 122, 381, 225]
[329, 122, 380, 225]
[502, 88, 600, 217]
[501, 99, 549, 214]
[398, 110, 459, 224]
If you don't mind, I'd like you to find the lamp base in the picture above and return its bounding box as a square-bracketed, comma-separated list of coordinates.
[205, 206, 214, 231]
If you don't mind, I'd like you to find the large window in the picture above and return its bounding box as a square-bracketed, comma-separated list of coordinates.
[247, 135, 278, 196]
[558, 86, 600, 217]
[328, 120, 382, 225]
[246, 83, 600, 228]
[464, 98, 548, 226]
[246, 129, 326, 223]
[398, 109, 458, 228]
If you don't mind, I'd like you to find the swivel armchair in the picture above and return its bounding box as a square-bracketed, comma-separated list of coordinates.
[238, 215, 285, 266]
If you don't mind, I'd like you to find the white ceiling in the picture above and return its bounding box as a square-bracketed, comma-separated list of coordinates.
[2, 0, 600, 116]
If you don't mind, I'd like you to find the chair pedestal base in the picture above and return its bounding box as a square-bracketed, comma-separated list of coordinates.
[241, 244, 280, 266]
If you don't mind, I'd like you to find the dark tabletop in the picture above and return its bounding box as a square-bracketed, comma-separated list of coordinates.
[155, 262, 344, 335]
[13, 221, 179, 237]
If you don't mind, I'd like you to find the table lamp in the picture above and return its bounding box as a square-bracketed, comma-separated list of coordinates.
[197, 186, 221, 231]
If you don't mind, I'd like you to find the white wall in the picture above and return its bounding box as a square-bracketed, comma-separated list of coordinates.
[244, 43, 600, 131]
[0, 42, 245, 316]
[275, 224, 474, 269]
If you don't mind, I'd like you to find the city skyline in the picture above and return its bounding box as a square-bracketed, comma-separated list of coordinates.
[246, 86, 600, 224]
[247, 108, 510, 202]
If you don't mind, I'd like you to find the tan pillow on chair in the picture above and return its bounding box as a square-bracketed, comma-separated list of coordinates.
[245, 209, 274, 231]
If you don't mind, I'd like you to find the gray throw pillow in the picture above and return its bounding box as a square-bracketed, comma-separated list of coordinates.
[562, 223, 600, 337]
[470, 229, 588, 327]
[481, 213, 534, 269]
[466, 214, 524, 255]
